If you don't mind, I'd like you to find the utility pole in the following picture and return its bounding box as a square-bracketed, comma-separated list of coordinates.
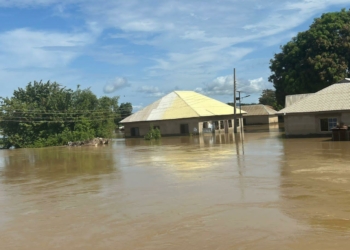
[237, 91, 242, 134]
[233, 68, 237, 133]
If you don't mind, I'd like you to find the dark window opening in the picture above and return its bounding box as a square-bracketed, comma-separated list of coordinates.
[236, 119, 240, 127]
[130, 127, 140, 136]
[214, 121, 219, 130]
[180, 124, 189, 134]
[320, 118, 337, 131]
[220, 121, 224, 129]
[228, 120, 232, 128]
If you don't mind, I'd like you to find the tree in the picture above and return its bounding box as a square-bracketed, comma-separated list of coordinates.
[258, 89, 281, 110]
[0, 81, 120, 148]
[117, 102, 133, 124]
[269, 9, 350, 107]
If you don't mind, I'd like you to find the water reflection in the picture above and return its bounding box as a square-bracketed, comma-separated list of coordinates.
[2, 133, 350, 249]
[0, 146, 117, 183]
[244, 123, 282, 133]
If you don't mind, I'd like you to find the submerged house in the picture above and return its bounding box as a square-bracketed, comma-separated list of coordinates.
[241, 104, 278, 125]
[277, 79, 350, 136]
[120, 91, 246, 137]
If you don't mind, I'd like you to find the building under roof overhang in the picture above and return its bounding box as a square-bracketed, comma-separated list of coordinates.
[277, 79, 350, 136]
[120, 91, 246, 137]
[240, 104, 278, 125]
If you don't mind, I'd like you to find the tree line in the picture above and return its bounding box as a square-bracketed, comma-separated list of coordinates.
[0, 81, 132, 148]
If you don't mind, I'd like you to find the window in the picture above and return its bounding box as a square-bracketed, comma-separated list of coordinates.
[228, 120, 232, 128]
[130, 127, 140, 136]
[220, 121, 224, 129]
[320, 118, 337, 131]
[180, 124, 189, 134]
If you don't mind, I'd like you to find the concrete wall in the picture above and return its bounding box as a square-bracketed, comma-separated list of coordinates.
[244, 115, 268, 125]
[244, 115, 278, 125]
[268, 116, 279, 124]
[122, 115, 243, 137]
[123, 118, 199, 137]
[284, 112, 345, 136]
[341, 112, 350, 125]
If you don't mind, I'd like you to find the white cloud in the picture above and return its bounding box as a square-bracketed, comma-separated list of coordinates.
[103, 77, 130, 93]
[0, 28, 94, 69]
[195, 75, 267, 96]
[0, 0, 348, 104]
[137, 86, 164, 97]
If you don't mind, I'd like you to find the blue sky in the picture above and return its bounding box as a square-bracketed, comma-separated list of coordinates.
[0, 0, 349, 111]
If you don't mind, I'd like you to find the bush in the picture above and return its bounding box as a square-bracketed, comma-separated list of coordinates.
[144, 125, 161, 140]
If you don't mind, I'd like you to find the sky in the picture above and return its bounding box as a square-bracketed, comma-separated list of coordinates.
[0, 0, 349, 111]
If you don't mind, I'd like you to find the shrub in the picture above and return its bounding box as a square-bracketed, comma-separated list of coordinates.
[144, 125, 161, 140]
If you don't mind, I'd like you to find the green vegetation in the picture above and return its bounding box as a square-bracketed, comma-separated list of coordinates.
[258, 89, 281, 110]
[269, 9, 350, 107]
[144, 125, 161, 140]
[0, 81, 125, 148]
[117, 102, 133, 124]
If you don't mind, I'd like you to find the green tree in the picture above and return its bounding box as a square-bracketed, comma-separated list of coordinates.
[258, 89, 281, 110]
[0, 81, 120, 148]
[117, 102, 133, 124]
[269, 9, 350, 107]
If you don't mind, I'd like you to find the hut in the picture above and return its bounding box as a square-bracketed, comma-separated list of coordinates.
[120, 91, 246, 137]
[241, 104, 278, 125]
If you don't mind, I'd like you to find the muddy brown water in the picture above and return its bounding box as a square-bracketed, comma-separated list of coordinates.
[1, 131, 350, 249]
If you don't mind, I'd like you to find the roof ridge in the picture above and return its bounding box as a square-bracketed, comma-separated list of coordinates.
[175, 91, 201, 117]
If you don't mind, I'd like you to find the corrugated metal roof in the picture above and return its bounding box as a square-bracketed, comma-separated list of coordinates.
[241, 104, 277, 116]
[285, 93, 314, 107]
[278, 82, 350, 114]
[120, 91, 246, 123]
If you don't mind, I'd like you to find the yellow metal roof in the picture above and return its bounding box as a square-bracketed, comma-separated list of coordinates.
[121, 91, 246, 123]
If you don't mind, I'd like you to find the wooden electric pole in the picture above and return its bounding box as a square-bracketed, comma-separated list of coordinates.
[233, 68, 237, 133]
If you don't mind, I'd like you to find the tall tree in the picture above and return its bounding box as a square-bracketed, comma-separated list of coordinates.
[0, 81, 120, 148]
[269, 9, 350, 107]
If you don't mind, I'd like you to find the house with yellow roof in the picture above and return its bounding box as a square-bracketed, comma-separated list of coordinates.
[120, 91, 246, 137]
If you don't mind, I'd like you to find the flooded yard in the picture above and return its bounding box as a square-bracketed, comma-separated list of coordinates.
[1, 132, 350, 249]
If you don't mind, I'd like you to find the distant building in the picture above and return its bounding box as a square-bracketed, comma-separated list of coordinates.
[278, 79, 350, 136]
[240, 104, 278, 125]
[120, 91, 246, 137]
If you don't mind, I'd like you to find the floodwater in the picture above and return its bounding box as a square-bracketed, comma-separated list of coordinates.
[1, 131, 350, 249]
